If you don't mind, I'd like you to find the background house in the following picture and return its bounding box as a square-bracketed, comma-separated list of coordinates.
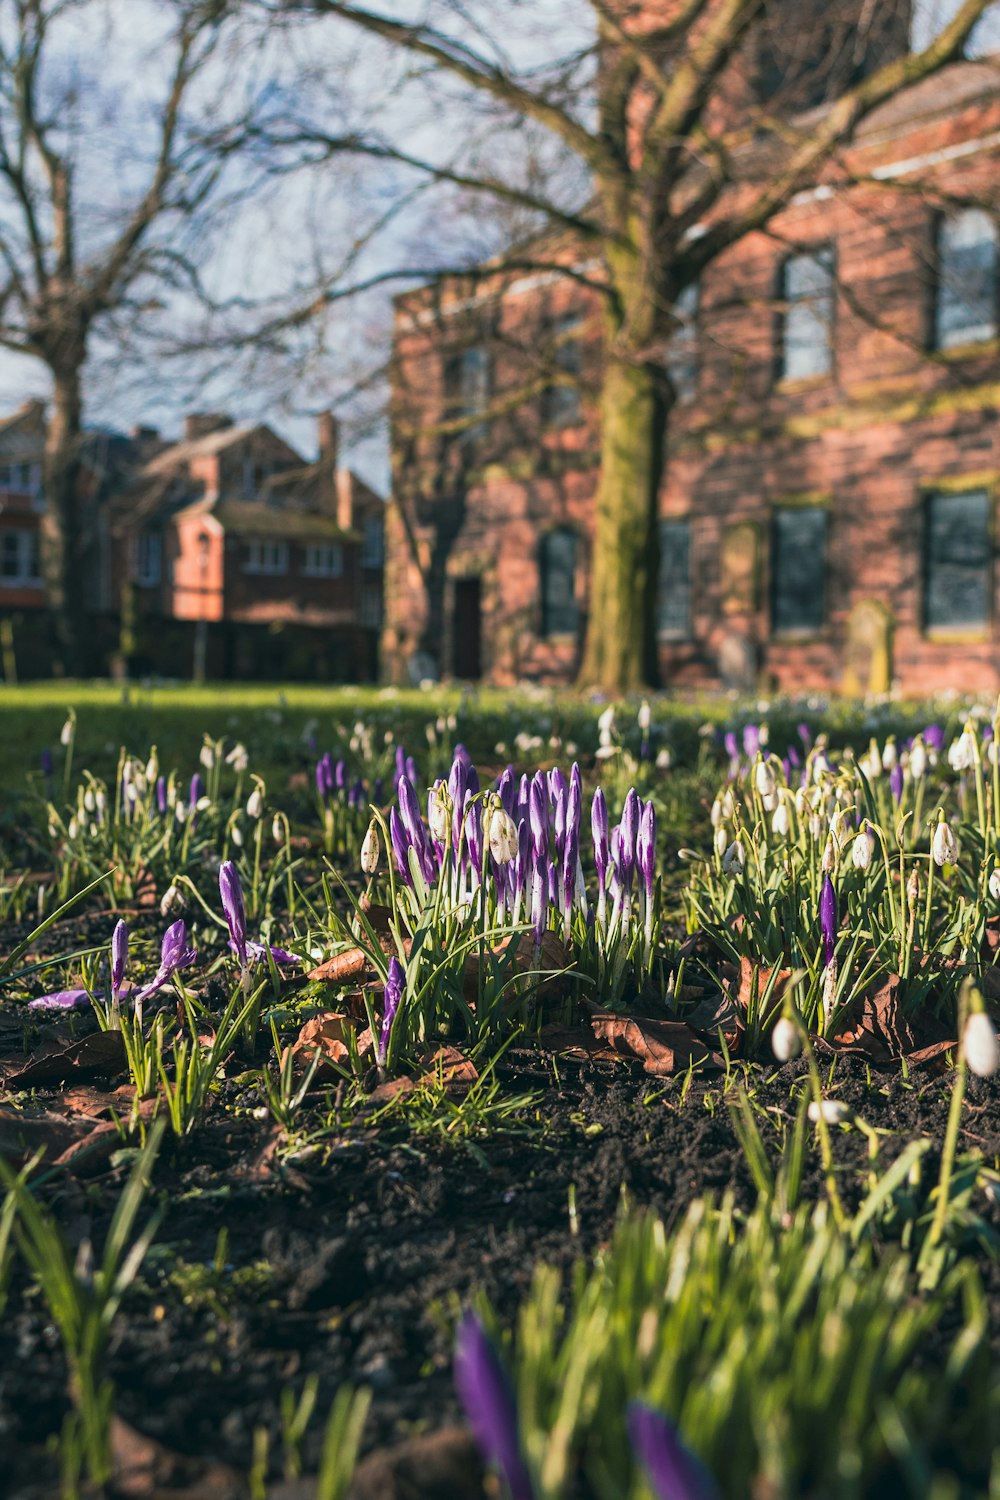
[0, 407, 385, 682]
[386, 39, 1000, 696]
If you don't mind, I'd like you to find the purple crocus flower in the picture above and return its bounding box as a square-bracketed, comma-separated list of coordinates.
[135, 920, 198, 1004]
[454, 742, 472, 767]
[454, 1312, 534, 1500]
[592, 787, 609, 884]
[465, 795, 484, 874]
[449, 756, 469, 855]
[637, 801, 656, 903]
[189, 772, 204, 810]
[40, 747, 53, 778]
[111, 919, 129, 999]
[924, 723, 944, 753]
[397, 775, 424, 845]
[156, 776, 167, 815]
[620, 788, 640, 881]
[528, 776, 548, 859]
[890, 763, 904, 803]
[497, 767, 516, 817]
[820, 874, 838, 968]
[628, 1404, 720, 1500]
[219, 860, 248, 969]
[798, 722, 813, 751]
[723, 730, 739, 762]
[389, 806, 412, 882]
[373, 776, 384, 805]
[394, 745, 406, 782]
[28, 987, 91, 1012]
[315, 758, 329, 800]
[742, 723, 760, 759]
[378, 956, 405, 1067]
[334, 758, 347, 793]
[787, 745, 801, 769]
[242, 940, 299, 966]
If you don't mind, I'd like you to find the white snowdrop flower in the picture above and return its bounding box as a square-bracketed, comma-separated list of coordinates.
[932, 818, 959, 868]
[146, 754, 159, 783]
[175, 801, 187, 824]
[655, 747, 672, 770]
[226, 743, 249, 773]
[360, 821, 380, 875]
[425, 723, 437, 747]
[427, 785, 451, 844]
[495, 742, 508, 757]
[964, 1011, 1000, 1078]
[771, 1017, 801, 1062]
[60, 717, 74, 747]
[565, 742, 578, 757]
[199, 743, 215, 770]
[637, 699, 652, 732]
[83, 788, 95, 813]
[809, 814, 823, 840]
[597, 705, 616, 737]
[762, 789, 778, 813]
[246, 786, 264, 819]
[95, 790, 106, 818]
[989, 866, 1000, 901]
[711, 797, 723, 828]
[722, 840, 745, 876]
[910, 739, 928, 780]
[808, 1099, 851, 1125]
[231, 824, 244, 848]
[67, 817, 78, 839]
[714, 824, 729, 858]
[821, 836, 837, 872]
[196, 795, 212, 813]
[867, 739, 883, 778]
[852, 823, 875, 871]
[794, 786, 808, 816]
[447, 714, 457, 732]
[882, 738, 897, 771]
[48, 820, 58, 840]
[160, 883, 185, 917]
[754, 759, 776, 799]
[488, 808, 519, 866]
[272, 815, 284, 845]
[595, 744, 619, 761]
[758, 723, 769, 747]
[771, 801, 791, 838]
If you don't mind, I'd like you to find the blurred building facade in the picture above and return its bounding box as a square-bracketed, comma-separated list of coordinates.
[0, 406, 384, 682]
[386, 8, 1000, 695]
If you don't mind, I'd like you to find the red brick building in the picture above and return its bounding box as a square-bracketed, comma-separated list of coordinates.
[0, 406, 385, 681]
[386, 39, 1000, 695]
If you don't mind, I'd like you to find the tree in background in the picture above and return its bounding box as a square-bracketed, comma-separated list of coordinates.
[0, 0, 248, 672]
[264, 0, 996, 691]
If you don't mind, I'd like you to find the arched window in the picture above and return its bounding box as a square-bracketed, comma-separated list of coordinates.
[666, 282, 699, 403]
[934, 210, 998, 351]
[779, 246, 835, 381]
[540, 529, 578, 637]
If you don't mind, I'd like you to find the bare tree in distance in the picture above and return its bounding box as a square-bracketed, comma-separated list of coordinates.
[0, 0, 255, 672]
[255, 0, 997, 692]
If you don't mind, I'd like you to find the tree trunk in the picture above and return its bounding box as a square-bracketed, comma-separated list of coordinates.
[579, 353, 668, 693]
[41, 367, 88, 677]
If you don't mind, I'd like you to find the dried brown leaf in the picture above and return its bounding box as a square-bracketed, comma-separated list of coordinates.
[4, 1030, 127, 1088]
[588, 1014, 719, 1076]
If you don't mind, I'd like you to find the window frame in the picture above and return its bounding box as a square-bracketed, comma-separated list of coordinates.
[769, 505, 828, 636]
[133, 532, 162, 588]
[244, 538, 289, 576]
[543, 312, 585, 429]
[539, 526, 580, 639]
[360, 517, 384, 569]
[302, 541, 344, 579]
[921, 485, 993, 636]
[657, 517, 693, 640]
[0, 527, 41, 586]
[932, 208, 999, 354]
[776, 244, 836, 385]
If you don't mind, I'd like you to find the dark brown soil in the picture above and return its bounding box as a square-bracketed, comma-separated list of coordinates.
[2, 957, 1000, 1500]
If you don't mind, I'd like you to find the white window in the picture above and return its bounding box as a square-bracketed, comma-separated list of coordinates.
[303, 542, 344, 578]
[245, 539, 288, 575]
[0, 461, 41, 495]
[134, 532, 162, 587]
[360, 587, 382, 628]
[0, 529, 41, 585]
[779, 247, 835, 381]
[935, 210, 998, 350]
[361, 518, 383, 568]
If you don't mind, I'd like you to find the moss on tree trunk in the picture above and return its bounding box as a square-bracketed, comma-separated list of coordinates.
[579, 354, 666, 693]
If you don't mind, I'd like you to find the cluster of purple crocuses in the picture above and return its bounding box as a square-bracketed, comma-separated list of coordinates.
[387, 751, 657, 958]
[218, 860, 298, 973]
[454, 1310, 718, 1500]
[315, 750, 383, 813]
[28, 917, 197, 1012]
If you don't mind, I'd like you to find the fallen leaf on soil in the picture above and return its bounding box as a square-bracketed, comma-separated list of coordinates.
[829, 972, 955, 1065]
[284, 1012, 352, 1077]
[110, 1416, 247, 1499]
[344, 1424, 482, 1500]
[537, 1022, 622, 1064]
[734, 956, 792, 1025]
[368, 1045, 479, 1104]
[3, 1029, 127, 1088]
[589, 1014, 719, 1075]
[463, 929, 571, 1001]
[0, 1108, 88, 1166]
[307, 948, 370, 985]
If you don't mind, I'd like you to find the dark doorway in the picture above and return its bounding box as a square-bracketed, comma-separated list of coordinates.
[453, 576, 482, 679]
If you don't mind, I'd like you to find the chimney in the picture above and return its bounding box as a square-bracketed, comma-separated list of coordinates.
[317, 411, 339, 468]
[131, 424, 160, 444]
[184, 412, 233, 442]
